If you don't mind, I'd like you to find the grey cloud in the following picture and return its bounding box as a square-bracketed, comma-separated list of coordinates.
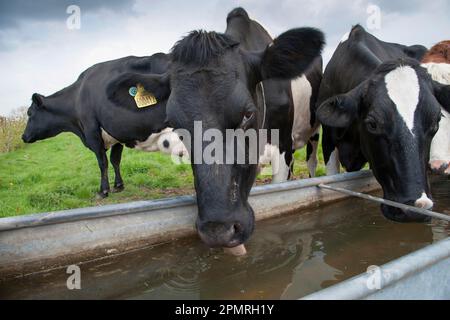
[0, 0, 137, 28]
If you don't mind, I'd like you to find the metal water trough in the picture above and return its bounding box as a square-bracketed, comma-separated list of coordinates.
[0, 171, 379, 279]
[302, 237, 450, 300]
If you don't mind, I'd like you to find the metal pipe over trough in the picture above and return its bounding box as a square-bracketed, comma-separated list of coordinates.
[0, 171, 380, 279]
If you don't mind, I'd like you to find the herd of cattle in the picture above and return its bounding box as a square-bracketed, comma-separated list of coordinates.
[21, 8, 450, 250]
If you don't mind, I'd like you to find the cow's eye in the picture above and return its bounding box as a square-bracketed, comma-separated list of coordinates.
[239, 111, 256, 130]
[365, 118, 379, 134]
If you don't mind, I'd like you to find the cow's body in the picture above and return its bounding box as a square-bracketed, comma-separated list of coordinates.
[226, 8, 323, 181]
[316, 25, 450, 222]
[421, 41, 450, 174]
[23, 53, 186, 198]
[291, 58, 323, 177]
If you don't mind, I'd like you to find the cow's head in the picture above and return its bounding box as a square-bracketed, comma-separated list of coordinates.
[317, 59, 450, 222]
[109, 29, 324, 248]
[22, 93, 63, 143]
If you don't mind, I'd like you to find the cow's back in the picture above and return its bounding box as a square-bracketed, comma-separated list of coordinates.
[73, 53, 170, 144]
[319, 25, 425, 102]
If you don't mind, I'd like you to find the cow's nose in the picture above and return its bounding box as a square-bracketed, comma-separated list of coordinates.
[197, 221, 245, 248]
[414, 193, 433, 210]
[22, 134, 29, 143]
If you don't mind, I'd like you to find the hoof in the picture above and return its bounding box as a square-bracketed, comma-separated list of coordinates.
[112, 184, 125, 193]
[96, 191, 109, 200]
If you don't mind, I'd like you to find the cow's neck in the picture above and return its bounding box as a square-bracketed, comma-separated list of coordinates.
[45, 87, 83, 138]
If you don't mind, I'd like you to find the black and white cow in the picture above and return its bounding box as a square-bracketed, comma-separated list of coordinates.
[107, 14, 325, 248]
[226, 8, 323, 181]
[422, 41, 450, 174]
[316, 25, 450, 222]
[22, 53, 187, 198]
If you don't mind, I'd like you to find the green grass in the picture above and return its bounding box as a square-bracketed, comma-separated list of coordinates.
[0, 133, 326, 217]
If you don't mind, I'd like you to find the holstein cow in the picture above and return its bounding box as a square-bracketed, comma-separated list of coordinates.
[107, 22, 325, 250]
[316, 25, 450, 222]
[421, 41, 450, 174]
[22, 53, 187, 199]
[226, 8, 323, 180]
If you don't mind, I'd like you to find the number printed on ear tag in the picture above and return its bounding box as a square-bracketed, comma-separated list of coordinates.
[134, 84, 158, 108]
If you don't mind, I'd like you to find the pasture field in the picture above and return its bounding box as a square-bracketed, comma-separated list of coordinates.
[0, 132, 326, 218]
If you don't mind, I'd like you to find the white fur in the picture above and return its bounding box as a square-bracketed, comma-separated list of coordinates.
[291, 75, 316, 149]
[421, 62, 450, 84]
[272, 151, 290, 183]
[259, 144, 290, 183]
[385, 66, 420, 135]
[157, 129, 189, 157]
[326, 148, 340, 176]
[101, 128, 119, 150]
[415, 192, 433, 210]
[101, 127, 187, 157]
[422, 62, 450, 174]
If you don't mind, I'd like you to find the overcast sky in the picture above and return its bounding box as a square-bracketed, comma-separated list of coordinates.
[0, 0, 449, 116]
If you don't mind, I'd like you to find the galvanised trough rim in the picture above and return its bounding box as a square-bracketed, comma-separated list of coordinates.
[0, 171, 374, 232]
[302, 236, 450, 300]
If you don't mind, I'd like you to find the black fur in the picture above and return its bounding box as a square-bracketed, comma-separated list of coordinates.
[107, 72, 170, 109]
[261, 28, 325, 79]
[226, 7, 249, 22]
[434, 81, 450, 113]
[171, 30, 239, 67]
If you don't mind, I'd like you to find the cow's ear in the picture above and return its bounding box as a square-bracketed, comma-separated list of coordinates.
[433, 81, 450, 113]
[107, 72, 170, 107]
[259, 27, 325, 80]
[32, 93, 44, 107]
[316, 86, 363, 128]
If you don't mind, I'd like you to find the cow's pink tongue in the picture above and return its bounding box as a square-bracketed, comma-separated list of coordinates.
[224, 244, 247, 256]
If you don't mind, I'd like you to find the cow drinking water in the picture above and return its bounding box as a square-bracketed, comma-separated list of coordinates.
[316, 25, 450, 222]
[107, 24, 325, 249]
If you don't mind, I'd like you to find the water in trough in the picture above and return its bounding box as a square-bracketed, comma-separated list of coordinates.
[0, 176, 448, 299]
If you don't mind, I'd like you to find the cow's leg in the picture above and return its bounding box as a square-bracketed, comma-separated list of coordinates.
[271, 148, 291, 183]
[322, 126, 340, 176]
[271, 137, 294, 183]
[86, 134, 110, 199]
[110, 143, 125, 193]
[306, 132, 320, 178]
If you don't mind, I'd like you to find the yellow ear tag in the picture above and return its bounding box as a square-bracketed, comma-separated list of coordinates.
[134, 83, 157, 108]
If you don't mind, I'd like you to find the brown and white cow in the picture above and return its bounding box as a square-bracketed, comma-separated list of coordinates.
[422, 41, 450, 174]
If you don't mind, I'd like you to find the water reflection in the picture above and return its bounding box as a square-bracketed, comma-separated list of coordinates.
[0, 176, 448, 300]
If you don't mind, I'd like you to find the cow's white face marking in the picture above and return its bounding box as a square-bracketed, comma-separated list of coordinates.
[385, 66, 420, 135]
[291, 75, 315, 150]
[414, 192, 433, 210]
[326, 147, 340, 176]
[422, 62, 450, 174]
